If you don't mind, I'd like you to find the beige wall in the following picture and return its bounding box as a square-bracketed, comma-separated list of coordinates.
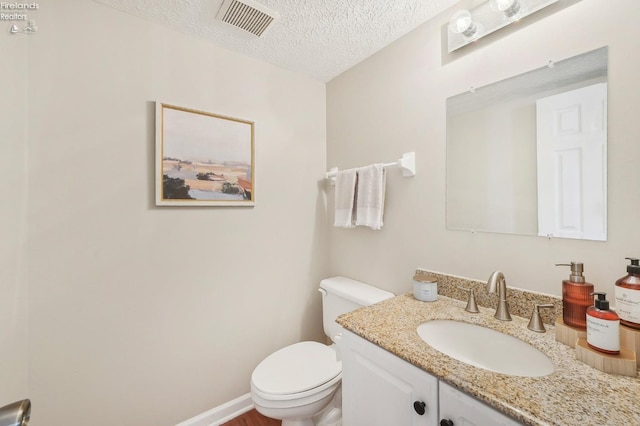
[16, 1, 327, 425]
[0, 28, 29, 405]
[327, 1, 640, 297]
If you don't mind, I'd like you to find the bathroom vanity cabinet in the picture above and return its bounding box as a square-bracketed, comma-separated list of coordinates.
[438, 381, 521, 426]
[340, 328, 438, 425]
[340, 329, 521, 426]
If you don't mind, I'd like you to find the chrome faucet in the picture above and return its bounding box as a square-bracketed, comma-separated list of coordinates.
[0, 399, 30, 426]
[486, 271, 512, 321]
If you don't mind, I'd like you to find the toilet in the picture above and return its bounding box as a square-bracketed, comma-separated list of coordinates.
[250, 276, 394, 426]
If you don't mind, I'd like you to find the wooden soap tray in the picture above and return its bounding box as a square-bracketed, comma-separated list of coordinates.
[555, 317, 640, 377]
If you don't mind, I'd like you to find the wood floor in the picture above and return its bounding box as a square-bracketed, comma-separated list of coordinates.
[221, 409, 281, 426]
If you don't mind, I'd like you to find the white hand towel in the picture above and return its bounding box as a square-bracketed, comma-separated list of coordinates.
[333, 168, 357, 228]
[355, 164, 386, 230]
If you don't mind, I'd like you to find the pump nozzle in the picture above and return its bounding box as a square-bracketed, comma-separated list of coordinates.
[591, 292, 610, 310]
[555, 262, 586, 283]
[625, 257, 640, 274]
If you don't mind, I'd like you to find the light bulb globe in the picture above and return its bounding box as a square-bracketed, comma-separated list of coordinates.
[449, 10, 477, 38]
[490, 0, 522, 18]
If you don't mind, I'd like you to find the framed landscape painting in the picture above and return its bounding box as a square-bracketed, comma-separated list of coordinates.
[155, 102, 255, 206]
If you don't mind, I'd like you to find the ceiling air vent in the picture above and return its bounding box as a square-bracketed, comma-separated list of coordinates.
[216, 0, 279, 38]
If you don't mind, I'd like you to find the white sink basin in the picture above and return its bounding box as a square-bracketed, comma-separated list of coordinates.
[416, 320, 554, 377]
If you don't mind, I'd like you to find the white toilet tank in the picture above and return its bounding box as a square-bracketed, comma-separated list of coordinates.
[319, 276, 394, 342]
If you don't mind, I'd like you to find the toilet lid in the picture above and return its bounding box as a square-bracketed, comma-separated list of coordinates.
[251, 341, 341, 395]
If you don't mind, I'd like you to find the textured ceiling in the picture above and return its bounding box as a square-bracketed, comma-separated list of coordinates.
[93, 0, 461, 82]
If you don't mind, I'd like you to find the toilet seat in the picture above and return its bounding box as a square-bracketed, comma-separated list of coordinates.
[251, 341, 342, 401]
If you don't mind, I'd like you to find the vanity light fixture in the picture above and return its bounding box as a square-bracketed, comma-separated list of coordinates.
[447, 0, 558, 52]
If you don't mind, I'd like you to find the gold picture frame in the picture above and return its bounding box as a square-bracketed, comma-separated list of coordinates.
[155, 102, 255, 206]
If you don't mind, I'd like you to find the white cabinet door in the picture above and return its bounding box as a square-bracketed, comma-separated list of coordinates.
[439, 381, 522, 426]
[340, 330, 438, 426]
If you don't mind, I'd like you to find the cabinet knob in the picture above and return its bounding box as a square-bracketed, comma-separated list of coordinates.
[440, 419, 454, 426]
[413, 400, 426, 415]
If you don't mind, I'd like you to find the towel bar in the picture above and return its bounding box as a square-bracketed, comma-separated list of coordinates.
[325, 152, 416, 184]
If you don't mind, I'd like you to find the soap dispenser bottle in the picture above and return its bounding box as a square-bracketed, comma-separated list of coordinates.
[614, 257, 640, 329]
[556, 262, 594, 330]
[586, 292, 620, 354]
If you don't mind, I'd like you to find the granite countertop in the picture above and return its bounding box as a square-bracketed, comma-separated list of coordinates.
[336, 293, 640, 426]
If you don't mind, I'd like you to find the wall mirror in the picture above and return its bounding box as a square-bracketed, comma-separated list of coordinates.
[446, 46, 608, 241]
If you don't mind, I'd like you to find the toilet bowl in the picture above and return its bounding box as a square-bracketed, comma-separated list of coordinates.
[249, 277, 394, 426]
[251, 342, 341, 426]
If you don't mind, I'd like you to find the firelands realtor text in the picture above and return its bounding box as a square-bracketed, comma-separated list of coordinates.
[0, 2, 38, 21]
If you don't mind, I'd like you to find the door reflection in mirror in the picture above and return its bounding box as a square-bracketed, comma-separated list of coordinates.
[536, 83, 607, 241]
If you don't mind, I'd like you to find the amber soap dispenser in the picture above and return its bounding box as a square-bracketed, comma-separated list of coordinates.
[586, 292, 620, 354]
[557, 262, 594, 330]
[614, 257, 640, 329]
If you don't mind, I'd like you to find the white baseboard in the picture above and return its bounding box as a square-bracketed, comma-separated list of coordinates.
[175, 393, 254, 426]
